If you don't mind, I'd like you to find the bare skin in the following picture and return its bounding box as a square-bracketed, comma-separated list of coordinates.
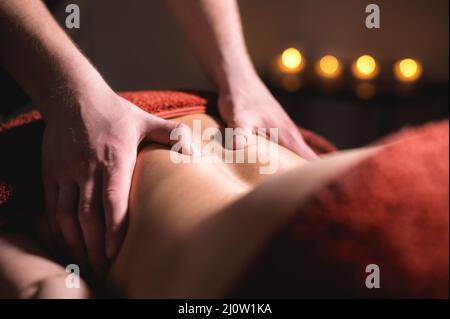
[0, 0, 317, 270]
[166, 0, 318, 159]
[0, 114, 376, 298]
[107, 114, 376, 298]
[0, 0, 195, 269]
[0, 234, 91, 299]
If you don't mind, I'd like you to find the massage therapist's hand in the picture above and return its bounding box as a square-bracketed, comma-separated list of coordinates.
[41, 88, 194, 270]
[167, 0, 318, 160]
[1, 0, 193, 272]
[217, 77, 319, 160]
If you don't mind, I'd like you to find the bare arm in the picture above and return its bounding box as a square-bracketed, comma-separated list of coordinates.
[0, 0, 194, 272]
[166, 0, 318, 159]
[166, 0, 255, 92]
[0, 0, 105, 112]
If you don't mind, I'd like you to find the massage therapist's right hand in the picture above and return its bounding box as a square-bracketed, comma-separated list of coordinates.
[41, 88, 194, 272]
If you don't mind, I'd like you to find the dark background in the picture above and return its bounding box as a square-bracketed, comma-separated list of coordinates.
[1, 0, 448, 149]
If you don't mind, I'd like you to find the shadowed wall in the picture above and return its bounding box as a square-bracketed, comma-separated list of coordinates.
[54, 0, 448, 91]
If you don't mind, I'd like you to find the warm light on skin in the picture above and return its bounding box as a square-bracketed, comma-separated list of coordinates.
[352, 55, 379, 80]
[316, 55, 342, 79]
[277, 48, 304, 73]
[394, 58, 422, 82]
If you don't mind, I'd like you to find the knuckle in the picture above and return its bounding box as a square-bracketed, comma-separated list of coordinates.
[78, 203, 94, 220]
[104, 187, 118, 200]
[107, 223, 119, 235]
[173, 122, 190, 135]
[106, 223, 122, 239]
[82, 159, 98, 174]
[177, 122, 189, 130]
[103, 187, 123, 208]
[100, 145, 134, 170]
[100, 145, 120, 169]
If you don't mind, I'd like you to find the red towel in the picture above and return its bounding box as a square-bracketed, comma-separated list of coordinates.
[234, 120, 449, 298]
[0, 90, 336, 227]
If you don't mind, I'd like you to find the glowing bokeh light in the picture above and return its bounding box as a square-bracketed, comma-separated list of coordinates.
[394, 58, 422, 82]
[316, 55, 342, 79]
[352, 55, 379, 80]
[278, 48, 304, 73]
[282, 48, 302, 69]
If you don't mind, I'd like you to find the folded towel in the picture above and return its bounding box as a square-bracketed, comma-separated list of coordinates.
[0, 90, 336, 228]
[234, 120, 449, 298]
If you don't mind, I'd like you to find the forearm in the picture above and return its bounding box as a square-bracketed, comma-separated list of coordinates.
[170, 1, 318, 159]
[166, 0, 259, 92]
[0, 0, 110, 117]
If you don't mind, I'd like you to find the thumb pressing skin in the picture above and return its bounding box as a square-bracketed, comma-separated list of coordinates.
[104, 117, 198, 260]
[225, 118, 253, 150]
[142, 116, 197, 155]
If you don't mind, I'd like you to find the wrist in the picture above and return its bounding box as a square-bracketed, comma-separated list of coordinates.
[210, 45, 259, 91]
[218, 67, 266, 98]
[217, 65, 263, 94]
[36, 63, 113, 120]
[38, 81, 114, 122]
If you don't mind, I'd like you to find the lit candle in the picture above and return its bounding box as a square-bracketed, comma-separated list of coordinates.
[352, 55, 379, 80]
[394, 58, 422, 82]
[277, 48, 305, 74]
[316, 55, 342, 79]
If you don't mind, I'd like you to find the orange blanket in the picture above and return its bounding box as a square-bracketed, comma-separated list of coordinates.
[233, 120, 449, 298]
[0, 90, 335, 226]
[0, 90, 448, 298]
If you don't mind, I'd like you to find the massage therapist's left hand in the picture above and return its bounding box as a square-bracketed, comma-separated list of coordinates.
[217, 77, 319, 160]
[41, 89, 194, 271]
[167, 0, 318, 160]
[0, 0, 194, 273]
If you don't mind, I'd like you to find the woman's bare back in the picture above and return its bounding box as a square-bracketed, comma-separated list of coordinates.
[108, 114, 376, 297]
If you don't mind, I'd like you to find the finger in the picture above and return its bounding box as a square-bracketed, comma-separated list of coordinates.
[225, 118, 252, 150]
[43, 177, 63, 254]
[56, 181, 87, 263]
[43, 177, 64, 252]
[279, 128, 320, 160]
[77, 174, 107, 273]
[296, 141, 320, 160]
[102, 156, 135, 260]
[144, 117, 196, 155]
